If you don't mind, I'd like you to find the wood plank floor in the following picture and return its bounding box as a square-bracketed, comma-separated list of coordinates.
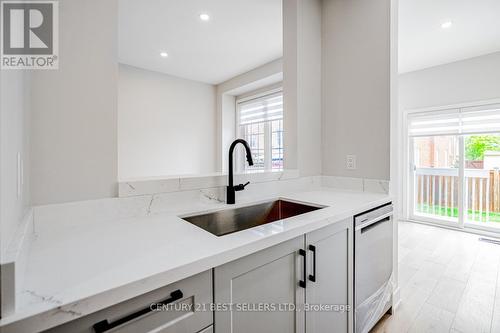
[371, 221, 500, 333]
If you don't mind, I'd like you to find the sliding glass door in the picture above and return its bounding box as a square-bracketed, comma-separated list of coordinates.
[412, 135, 460, 224]
[408, 104, 500, 233]
[464, 134, 500, 228]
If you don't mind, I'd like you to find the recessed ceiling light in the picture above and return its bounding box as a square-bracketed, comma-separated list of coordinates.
[441, 21, 453, 29]
[199, 13, 210, 21]
[160, 52, 168, 58]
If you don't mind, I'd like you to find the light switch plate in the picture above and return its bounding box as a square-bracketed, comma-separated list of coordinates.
[346, 155, 356, 170]
[17, 153, 22, 198]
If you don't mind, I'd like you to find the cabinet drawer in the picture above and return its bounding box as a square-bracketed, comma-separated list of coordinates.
[45, 270, 212, 333]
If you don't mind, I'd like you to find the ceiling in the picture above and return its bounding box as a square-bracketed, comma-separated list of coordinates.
[399, 0, 500, 73]
[118, 0, 283, 85]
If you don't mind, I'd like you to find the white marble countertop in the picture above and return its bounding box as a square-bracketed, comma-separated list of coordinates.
[0, 188, 390, 333]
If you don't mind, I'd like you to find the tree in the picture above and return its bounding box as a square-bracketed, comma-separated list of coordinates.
[465, 135, 500, 161]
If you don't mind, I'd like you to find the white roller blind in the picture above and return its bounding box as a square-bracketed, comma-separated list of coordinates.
[408, 109, 460, 136]
[238, 92, 283, 125]
[408, 104, 500, 137]
[461, 105, 500, 134]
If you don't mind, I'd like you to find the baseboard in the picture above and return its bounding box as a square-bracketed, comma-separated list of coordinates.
[401, 218, 500, 240]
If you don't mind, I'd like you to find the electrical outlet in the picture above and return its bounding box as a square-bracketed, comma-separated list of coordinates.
[346, 155, 356, 170]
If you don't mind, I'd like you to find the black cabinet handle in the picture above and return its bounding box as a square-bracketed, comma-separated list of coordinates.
[299, 249, 306, 288]
[93, 289, 183, 333]
[308, 245, 316, 282]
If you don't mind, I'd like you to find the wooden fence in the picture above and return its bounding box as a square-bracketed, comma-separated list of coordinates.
[415, 168, 500, 222]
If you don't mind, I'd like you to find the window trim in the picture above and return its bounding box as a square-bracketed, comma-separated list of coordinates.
[402, 98, 500, 235]
[235, 87, 283, 105]
[235, 87, 283, 172]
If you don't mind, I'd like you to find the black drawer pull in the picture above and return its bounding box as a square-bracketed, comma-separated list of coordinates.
[93, 289, 183, 333]
[308, 245, 316, 282]
[299, 249, 306, 288]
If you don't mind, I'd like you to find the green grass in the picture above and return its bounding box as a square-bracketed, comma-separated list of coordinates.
[416, 204, 500, 223]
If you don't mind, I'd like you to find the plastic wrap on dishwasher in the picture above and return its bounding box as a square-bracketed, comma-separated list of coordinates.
[355, 273, 394, 333]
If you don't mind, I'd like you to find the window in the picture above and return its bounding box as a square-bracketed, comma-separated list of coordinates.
[407, 103, 500, 232]
[237, 90, 284, 171]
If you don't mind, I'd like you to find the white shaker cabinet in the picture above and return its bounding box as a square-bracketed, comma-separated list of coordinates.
[214, 236, 306, 333]
[214, 218, 352, 333]
[305, 218, 352, 333]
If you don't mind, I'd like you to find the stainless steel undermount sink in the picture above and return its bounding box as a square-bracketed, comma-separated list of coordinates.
[181, 199, 325, 236]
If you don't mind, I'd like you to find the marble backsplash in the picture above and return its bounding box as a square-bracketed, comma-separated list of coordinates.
[322, 176, 390, 194]
[118, 169, 301, 197]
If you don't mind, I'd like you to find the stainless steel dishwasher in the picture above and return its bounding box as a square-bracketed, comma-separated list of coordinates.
[354, 202, 394, 333]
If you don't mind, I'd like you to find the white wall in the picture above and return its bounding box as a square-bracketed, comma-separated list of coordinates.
[220, 94, 236, 173]
[399, 51, 500, 111]
[297, 0, 322, 176]
[321, 0, 391, 180]
[0, 71, 31, 258]
[283, 0, 298, 171]
[283, 0, 322, 176]
[30, 0, 118, 205]
[118, 64, 217, 179]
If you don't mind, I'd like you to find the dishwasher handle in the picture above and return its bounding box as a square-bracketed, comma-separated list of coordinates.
[355, 212, 393, 232]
